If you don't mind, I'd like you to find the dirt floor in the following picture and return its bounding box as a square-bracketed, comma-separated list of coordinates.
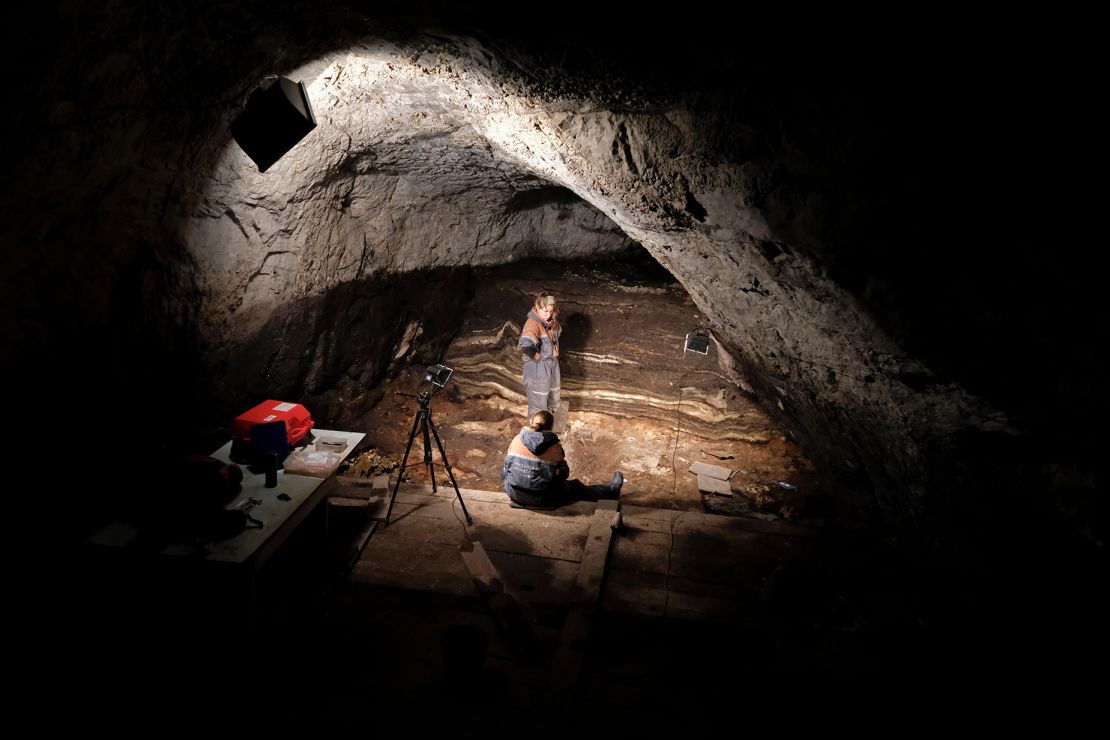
[341, 255, 854, 526]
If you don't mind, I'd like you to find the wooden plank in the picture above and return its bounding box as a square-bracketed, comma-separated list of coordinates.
[610, 528, 783, 587]
[355, 536, 472, 583]
[471, 519, 589, 562]
[606, 567, 742, 600]
[619, 504, 820, 539]
[378, 497, 472, 525]
[484, 551, 581, 604]
[387, 483, 608, 522]
[670, 528, 764, 556]
[383, 512, 476, 546]
[345, 520, 378, 573]
[454, 487, 517, 504]
[391, 483, 515, 505]
[663, 547, 750, 583]
[381, 494, 534, 523]
[619, 506, 684, 532]
[349, 489, 614, 609]
[609, 538, 671, 575]
[434, 608, 519, 663]
[392, 490, 443, 507]
[601, 569, 745, 620]
[547, 500, 622, 715]
[467, 497, 597, 525]
[697, 474, 733, 496]
[389, 498, 596, 560]
[611, 544, 776, 591]
[670, 508, 769, 535]
[459, 541, 538, 661]
[374, 500, 420, 519]
[549, 608, 591, 693]
[430, 488, 600, 516]
[350, 537, 474, 586]
[459, 541, 511, 596]
[617, 527, 672, 548]
[573, 500, 621, 607]
[350, 566, 475, 596]
[671, 509, 820, 539]
[603, 572, 661, 616]
[328, 478, 379, 496]
[328, 496, 369, 509]
[330, 477, 413, 509]
[689, 461, 732, 480]
[618, 503, 820, 540]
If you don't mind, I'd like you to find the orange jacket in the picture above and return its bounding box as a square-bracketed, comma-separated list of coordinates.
[519, 313, 561, 360]
[502, 428, 569, 493]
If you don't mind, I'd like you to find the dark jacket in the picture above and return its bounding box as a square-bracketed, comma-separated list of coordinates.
[501, 428, 569, 505]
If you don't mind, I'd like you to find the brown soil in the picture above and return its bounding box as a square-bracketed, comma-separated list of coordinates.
[343, 256, 856, 527]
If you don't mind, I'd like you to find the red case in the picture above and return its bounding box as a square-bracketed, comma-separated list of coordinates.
[232, 400, 314, 446]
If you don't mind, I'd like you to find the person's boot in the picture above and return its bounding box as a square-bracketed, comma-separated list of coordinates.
[606, 471, 624, 499]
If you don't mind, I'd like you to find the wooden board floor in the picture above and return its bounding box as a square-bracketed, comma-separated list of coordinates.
[307, 479, 841, 733]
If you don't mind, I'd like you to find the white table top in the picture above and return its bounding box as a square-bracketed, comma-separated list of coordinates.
[86, 428, 365, 568]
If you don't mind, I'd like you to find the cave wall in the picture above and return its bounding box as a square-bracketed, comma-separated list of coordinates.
[181, 39, 638, 421]
[3, 2, 1100, 547]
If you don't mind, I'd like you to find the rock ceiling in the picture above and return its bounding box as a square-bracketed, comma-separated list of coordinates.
[3, 3, 1100, 548]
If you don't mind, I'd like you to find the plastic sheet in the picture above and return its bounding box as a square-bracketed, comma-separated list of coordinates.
[282, 448, 341, 478]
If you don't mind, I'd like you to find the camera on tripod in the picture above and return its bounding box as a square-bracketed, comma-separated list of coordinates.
[420, 364, 453, 398]
[386, 362, 471, 525]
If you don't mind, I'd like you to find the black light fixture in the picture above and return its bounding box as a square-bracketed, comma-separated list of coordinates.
[684, 328, 711, 355]
[231, 76, 317, 172]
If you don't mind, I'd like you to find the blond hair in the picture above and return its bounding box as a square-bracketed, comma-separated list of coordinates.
[534, 292, 557, 311]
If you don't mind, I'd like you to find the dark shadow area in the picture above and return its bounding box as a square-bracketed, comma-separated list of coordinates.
[502, 185, 583, 214]
[46, 265, 474, 550]
[53, 447, 1107, 733]
[558, 312, 592, 353]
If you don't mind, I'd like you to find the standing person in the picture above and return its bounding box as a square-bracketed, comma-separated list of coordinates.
[501, 410, 623, 509]
[519, 291, 562, 419]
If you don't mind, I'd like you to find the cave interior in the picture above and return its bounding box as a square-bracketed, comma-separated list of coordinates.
[5, 1, 1105, 727]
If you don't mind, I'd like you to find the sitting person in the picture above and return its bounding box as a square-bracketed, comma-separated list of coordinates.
[501, 410, 623, 508]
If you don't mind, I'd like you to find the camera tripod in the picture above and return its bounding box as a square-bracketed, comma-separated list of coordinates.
[385, 387, 473, 525]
